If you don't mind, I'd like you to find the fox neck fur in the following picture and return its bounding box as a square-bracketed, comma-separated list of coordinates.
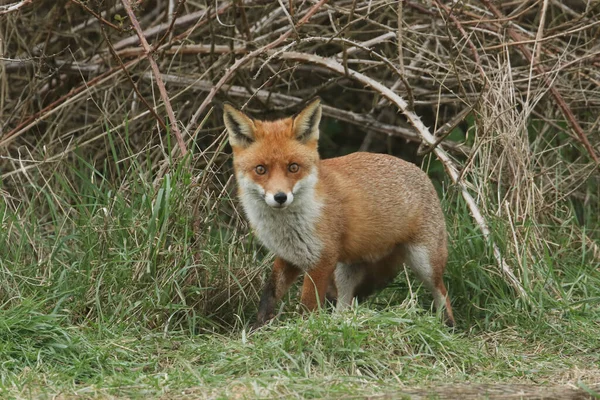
[237, 167, 324, 270]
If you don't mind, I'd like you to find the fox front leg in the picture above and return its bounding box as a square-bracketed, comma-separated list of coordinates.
[300, 257, 338, 312]
[254, 257, 301, 328]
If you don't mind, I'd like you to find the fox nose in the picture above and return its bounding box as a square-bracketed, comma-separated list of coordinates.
[273, 192, 288, 204]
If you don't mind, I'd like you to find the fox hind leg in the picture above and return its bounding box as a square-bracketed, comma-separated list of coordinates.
[404, 244, 455, 327]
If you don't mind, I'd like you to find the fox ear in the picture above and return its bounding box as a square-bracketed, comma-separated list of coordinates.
[223, 103, 255, 148]
[292, 97, 322, 143]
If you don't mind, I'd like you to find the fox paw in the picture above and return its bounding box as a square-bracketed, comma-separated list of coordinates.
[251, 312, 275, 330]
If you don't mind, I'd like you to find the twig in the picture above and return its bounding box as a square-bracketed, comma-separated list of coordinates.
[153, 0, 187, 50]
[0, 0, 32, 15]
[277, 0, 298, 38]
[335, 32, 395, 57]
[433, 0, 485, 80]
[397, 0, 404, 76]
[534, 0, 550, 63]
[417, 106, 473, 156]
[304, 36, 415, 109]
[106, 3, 233, 54]
[69, 0, 123, 32]
[100, 23, 168, 132]
[342, 0, 358, 77]
[236, 0, 252, 42]
[121, 0, 187, 156]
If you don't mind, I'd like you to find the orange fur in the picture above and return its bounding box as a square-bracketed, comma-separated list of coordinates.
[224, 99, 455, 327]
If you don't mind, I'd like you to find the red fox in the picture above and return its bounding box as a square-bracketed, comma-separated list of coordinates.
[223, 98, 455, 327]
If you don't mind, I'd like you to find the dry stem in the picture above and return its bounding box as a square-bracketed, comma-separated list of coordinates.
[121, 0, 187, 156]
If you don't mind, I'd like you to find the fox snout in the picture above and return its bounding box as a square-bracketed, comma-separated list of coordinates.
[265, 191, 294, 208]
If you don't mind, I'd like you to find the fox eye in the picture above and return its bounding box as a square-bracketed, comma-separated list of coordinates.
[288, 163, 300, 173]
[255, 165, 267, 175]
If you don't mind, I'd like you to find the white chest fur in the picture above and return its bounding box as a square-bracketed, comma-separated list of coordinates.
[238, 173, 323, 270]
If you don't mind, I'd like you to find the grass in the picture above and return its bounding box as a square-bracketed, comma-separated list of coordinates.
[1, 147, 599, 399]
[2, 1, 599, 396]
[2, 304, 599, 398]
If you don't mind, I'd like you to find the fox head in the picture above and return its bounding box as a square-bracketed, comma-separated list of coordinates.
[224, 98, 322, 210]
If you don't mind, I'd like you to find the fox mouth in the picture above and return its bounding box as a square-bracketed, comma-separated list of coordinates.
[266, 201, 289, 210]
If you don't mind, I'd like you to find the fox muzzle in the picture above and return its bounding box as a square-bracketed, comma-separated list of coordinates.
[265, 191, 294, 208]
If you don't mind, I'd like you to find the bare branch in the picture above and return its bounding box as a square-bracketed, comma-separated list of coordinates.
[69, 0, 123, 32]
[0, 0, 32, 15]
[121, 0, 187, 156]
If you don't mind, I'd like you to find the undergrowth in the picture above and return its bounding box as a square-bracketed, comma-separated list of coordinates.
[2, 0, 600, 397]
[0, 143, 598, 398]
